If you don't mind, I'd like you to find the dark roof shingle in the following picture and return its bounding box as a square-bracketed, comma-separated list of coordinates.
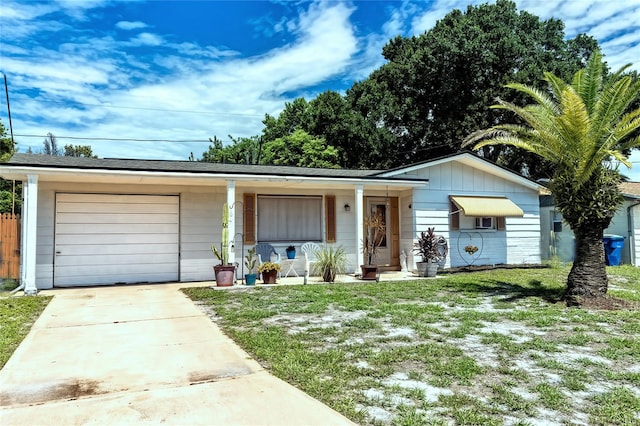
[7, 153, 385, 179]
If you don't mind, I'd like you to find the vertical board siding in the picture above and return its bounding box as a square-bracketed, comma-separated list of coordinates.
[0, 213, 20, 279]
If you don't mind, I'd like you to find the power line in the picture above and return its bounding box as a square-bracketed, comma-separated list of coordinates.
[14, 134, 211, 143]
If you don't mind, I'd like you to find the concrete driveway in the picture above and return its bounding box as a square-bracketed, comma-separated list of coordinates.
[0, 283, 354, 425]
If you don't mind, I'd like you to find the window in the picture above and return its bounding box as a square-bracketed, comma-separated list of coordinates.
[475, 217, 494, 229]
[257, 195, 322, 242]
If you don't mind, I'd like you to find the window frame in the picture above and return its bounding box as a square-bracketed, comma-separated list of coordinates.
[256, 194, 323, 243]
[475, 217, 494, 229]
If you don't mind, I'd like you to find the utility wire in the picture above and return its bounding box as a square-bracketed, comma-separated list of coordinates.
[14, 134, 212, 143]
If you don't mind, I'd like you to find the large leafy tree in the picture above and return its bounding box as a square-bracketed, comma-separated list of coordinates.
[200, 135, 261, 164]
[464, 51, 640, 306]
[261, 129, 340, 168]
[349, 0, 598, 177]
[261, 91, 393, 169]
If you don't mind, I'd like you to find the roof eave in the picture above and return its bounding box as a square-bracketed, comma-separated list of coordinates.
[0, 165, 428, 188]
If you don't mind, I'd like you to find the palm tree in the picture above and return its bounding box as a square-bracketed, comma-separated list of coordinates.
[464, 51, 640, 306]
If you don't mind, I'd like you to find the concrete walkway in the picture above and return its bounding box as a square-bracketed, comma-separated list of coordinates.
[0, 282, 354, 425]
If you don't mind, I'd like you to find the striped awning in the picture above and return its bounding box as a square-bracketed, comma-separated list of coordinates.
[450, 196, 524, 217]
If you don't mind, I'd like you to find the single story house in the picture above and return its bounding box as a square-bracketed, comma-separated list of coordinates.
[540, 181, 640, 266]
[0, 152, 543, 293]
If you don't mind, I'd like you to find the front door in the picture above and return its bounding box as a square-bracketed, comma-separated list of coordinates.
[366, 197, 392, 266]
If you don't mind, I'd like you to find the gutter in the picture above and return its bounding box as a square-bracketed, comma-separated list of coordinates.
[628, 201, 640, 266]
[0, 165, 428, 188]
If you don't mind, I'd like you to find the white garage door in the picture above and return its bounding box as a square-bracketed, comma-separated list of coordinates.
[54, 194, 179, 287]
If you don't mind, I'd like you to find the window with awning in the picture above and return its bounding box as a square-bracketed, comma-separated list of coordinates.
[450, 196, 524, 217]
[449, 196, 524, 230]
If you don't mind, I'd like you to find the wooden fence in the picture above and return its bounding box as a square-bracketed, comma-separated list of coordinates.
[0, 213, 20, 280]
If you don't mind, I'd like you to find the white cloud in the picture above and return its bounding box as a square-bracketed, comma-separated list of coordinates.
[130, 32, 163, 47]
[4, 0, 360, 160]
[116, 20, 147, 30]
[2, 0, 639, 163]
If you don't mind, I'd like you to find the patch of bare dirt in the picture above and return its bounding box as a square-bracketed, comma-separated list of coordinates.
[578, 295, 638, 310]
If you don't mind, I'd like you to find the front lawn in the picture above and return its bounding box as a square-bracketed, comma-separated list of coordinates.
[184, 266, 640, 425]
[0, 295, 51, 368]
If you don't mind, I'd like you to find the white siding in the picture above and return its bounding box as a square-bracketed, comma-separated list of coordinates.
[180, 191, 222, 281]
[399, 161, 541, 268]
[506, 215, 542, 264]
[234, 188, 358, 277]
[450, 230, 507, 266]
[35, 182, 224, 288]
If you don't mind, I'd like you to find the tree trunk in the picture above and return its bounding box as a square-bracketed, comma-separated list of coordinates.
[565, 224, 608, 306]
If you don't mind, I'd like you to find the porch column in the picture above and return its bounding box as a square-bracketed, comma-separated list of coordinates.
[226, 180, 236, 266]
[355, 184, 364, 274]
[22, 175, 38, 295]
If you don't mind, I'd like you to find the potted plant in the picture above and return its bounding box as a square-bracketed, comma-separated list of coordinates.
[286, 244, 296, 259]
[258, 262, 281, 284]
[244, 247, 258, 286]
[361, 213, 385, 280]
[212, 203, 236, 286]
[312, 245, 348, 282]
[414, 227, 444, 277]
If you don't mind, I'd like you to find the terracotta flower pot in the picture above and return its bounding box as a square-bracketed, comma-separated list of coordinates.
[214, 264, 236, 286]
[360, 265, 378, 281]
[262, 269, 278, 284]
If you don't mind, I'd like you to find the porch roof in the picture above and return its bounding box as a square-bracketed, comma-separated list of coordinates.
[0, 154, 428, 189]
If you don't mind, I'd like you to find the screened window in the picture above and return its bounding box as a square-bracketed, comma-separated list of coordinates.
[257, 195, 322, 242]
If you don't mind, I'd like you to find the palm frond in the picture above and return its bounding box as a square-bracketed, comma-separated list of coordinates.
[545, 72, 568, 103]
[591, 77, 637, 142]
[573, 50, 604, 112]
[505, 82, 559, 115]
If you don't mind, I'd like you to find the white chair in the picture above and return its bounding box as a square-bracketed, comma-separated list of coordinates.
[301, 242, 321, 283]
[255, 243, 281, 277]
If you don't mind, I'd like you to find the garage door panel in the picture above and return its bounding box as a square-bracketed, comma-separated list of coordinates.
[56, 213, 178, 225]
[55, 194, 179, 287]
[57, 193, 176, 204]
[57, 243, 179, 256]
[55, 253, 178, 267]
[57, 202, 179, 215]
[56, 223, 179, 235]
[55, 271, 179, 287]
[55, 233, 177, 245]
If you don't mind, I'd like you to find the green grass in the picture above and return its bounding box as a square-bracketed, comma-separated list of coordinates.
[588, 387, 640, 425]
[0, 295, 51, 368]
[184, 267, 640, 425]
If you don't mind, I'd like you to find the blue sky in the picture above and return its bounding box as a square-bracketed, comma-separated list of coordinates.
[1, 0, 639, 178]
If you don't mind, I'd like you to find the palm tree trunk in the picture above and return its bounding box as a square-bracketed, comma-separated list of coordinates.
[565, 224, 608, 305]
